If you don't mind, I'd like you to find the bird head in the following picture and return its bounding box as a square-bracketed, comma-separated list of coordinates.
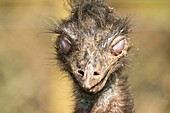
[54, 0, 132, 93]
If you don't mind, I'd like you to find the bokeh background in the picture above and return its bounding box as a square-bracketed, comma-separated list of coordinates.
[0, 0, 170, 113]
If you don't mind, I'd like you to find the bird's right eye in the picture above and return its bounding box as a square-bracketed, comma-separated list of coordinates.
[59, 37, 71, 54]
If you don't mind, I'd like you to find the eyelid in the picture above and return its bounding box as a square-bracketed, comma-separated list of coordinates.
[111, 35, 126, 54]
[59, 37, 71, 54]
[111, 35, 126, 46]
[113, 39, 125, 54]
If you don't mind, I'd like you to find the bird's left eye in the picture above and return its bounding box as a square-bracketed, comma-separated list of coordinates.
[59, 37, 71, 54]
[112, 39, 125, 54]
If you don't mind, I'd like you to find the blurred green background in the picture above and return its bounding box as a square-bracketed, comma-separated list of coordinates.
[0, 0, 170, 113]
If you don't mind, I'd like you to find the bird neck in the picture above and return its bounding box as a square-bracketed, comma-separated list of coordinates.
[73, 72, 134, 113]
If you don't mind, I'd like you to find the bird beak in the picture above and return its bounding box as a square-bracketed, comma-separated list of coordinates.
[81, 63, 101, 90]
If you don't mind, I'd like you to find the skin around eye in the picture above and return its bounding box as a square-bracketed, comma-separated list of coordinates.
[113, 39, 125, 54]
[59, 38, 71, 54]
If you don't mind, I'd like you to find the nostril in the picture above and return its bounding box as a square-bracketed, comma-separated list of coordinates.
[94, 71, 100, 76]
[78, 70, 84, 76]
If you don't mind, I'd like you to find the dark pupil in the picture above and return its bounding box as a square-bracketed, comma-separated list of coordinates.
[59, 38, 71, 54]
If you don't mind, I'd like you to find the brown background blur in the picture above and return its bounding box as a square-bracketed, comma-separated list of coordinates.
[0, 0, 170, 113]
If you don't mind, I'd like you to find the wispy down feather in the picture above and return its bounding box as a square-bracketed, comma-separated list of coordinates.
[67, 0, 119, 27]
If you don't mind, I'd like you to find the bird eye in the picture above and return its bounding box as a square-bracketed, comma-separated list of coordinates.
[59, 37, 71, 54]
[112, 39, 125, 54]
